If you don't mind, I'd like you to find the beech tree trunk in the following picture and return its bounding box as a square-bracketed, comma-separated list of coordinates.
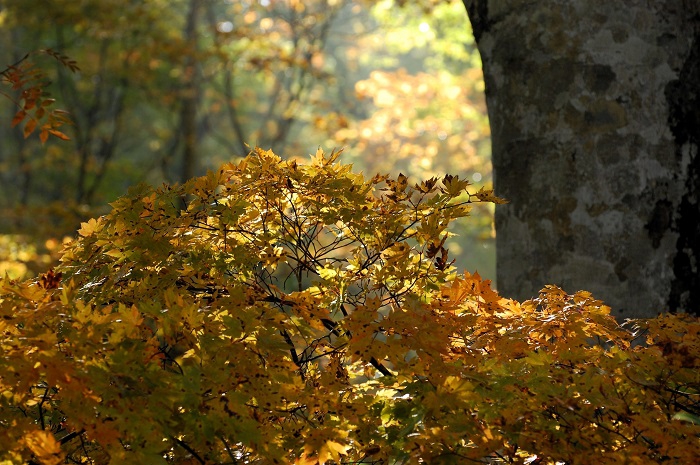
[463, 0, 700, 318]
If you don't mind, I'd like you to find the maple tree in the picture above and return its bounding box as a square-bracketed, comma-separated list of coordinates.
[1, 148, 698, 464]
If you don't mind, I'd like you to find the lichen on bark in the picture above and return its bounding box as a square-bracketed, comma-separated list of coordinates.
[464, 0, 700, 317]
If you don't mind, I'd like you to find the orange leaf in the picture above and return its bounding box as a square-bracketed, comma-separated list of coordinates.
[48, 129, 71, 141]
[12, 110, 26, 127]
[24, 119, 37, 138]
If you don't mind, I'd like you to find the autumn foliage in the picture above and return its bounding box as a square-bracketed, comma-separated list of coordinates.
[1, 149, 698, 464]
[0, 49, 76, 143]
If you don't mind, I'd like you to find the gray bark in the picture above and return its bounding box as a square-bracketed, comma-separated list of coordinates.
[463, 0, 700, 318]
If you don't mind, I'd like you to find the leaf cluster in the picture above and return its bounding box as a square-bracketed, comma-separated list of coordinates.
[0, 49, 77, 143]
[1, 149, 698, 464]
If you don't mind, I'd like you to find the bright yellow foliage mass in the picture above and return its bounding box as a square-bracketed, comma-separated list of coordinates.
[1, 149, 698, 464]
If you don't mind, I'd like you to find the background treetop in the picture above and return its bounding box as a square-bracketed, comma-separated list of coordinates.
[0, 0, 493, 281]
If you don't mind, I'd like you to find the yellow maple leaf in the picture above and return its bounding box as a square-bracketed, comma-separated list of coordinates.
[318, 440, 349, 463]
[78, 217, 101, 237]
[23, 430, 63, 465]
[472, 186, 508, 204]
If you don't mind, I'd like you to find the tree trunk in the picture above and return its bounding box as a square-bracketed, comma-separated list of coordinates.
[463, 0, 700, 318]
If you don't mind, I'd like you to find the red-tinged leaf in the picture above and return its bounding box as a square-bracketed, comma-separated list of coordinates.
[23, 119, 37, 138]
[41, 98, 56, 107]
[40, 129, 49, 144]
[35, 106, 45, 119]
[11, 110, 26, 127]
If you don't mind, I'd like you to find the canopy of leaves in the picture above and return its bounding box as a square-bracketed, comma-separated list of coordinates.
[1, 149, 698, 464]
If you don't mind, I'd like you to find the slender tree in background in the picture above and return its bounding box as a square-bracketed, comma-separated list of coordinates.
[464, 0, 700, 317]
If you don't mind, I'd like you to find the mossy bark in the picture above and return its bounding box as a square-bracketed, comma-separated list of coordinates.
[464, 0, 700, 317]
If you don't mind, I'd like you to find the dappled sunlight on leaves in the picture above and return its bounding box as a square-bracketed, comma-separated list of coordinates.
[1, 149, 698, 464]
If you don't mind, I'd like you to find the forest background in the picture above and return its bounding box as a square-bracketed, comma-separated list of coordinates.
[3, 2, 700, 463]
[0, 0, 493, 281]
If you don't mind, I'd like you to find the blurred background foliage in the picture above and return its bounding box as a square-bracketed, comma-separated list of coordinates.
[0, 0, 492, 281]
